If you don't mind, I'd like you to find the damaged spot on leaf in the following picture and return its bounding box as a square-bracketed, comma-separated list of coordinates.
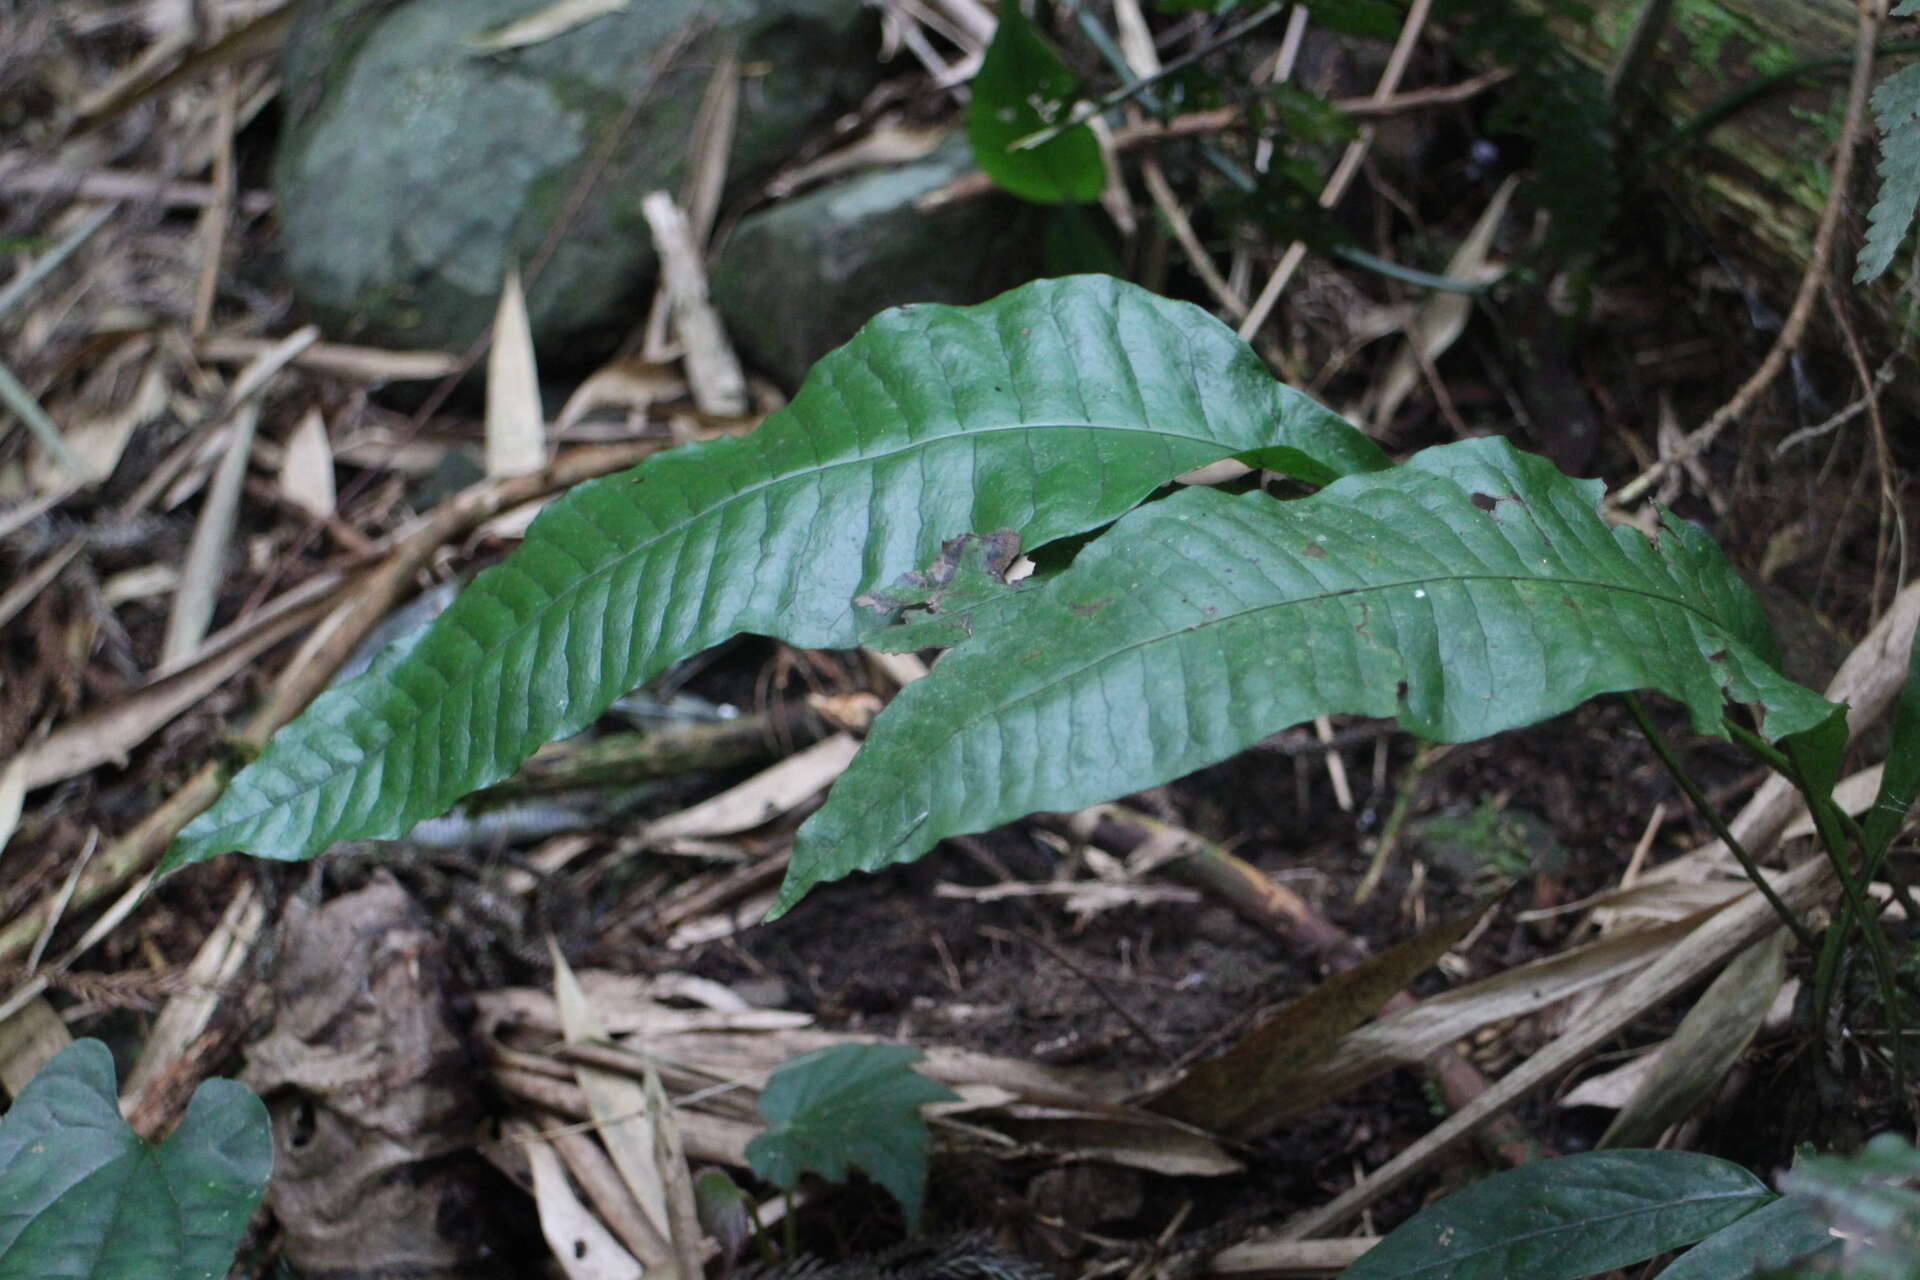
[1070, 598, 1111, 618]
[856, 529, 1027, 653]
[1303, 541, 1327, 559]
[1471, 492, 1498, 512]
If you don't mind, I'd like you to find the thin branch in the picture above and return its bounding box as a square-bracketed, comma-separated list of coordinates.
[1612, 0, 1881, 509]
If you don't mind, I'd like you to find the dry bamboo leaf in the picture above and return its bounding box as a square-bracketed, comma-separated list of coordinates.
[640, 193, 746, 417]
[197, 335, 461, 382]
[17, 590, 333, 790]
[120, 882, 262, 1108]
[983, 1106, 1241, 1176]
[1517, 878, 1749, 925]
[486, 265, 547, 479]
[1599, 927, 1789, 1148]
[641, 732, 860, 842]
[468, 0, 629, 53]
[0, 757, 25, 864]
[1369, 175, 1518, 431]
[520, 1124, 646, 1280]
[765, 122, 950, 198]
[161, 400, 259, 667]
[480, 987, 812, 1038]
[32, 359, 169, 493]
[556, 356, 685, 432]
[1210, 1236, 1377, 1276]
[547, 1128, 665, 1267]
[1228, 917, 1701, 1132]
[680, 50, 739, 246]
[548, 944, 677, 1273]
[646, 1070, 707, 1280]
[0, 997, 74, 1097]
[277, 407, 336, 518]
[0, 538, 83, 631]
[72, 3, 296, 126]
[1560, 1048, 1661, 1111]
[1150, 911, 1484, 1135]
[1284, 858, 1836, 1238]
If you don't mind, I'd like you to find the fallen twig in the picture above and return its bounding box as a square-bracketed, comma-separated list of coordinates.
[1611, 0, 1880, 510]
[0, 440, 673, 967]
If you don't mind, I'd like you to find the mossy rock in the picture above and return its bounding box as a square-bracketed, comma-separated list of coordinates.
[711, 136, 1047, 388]
[274, 0, 880, 358]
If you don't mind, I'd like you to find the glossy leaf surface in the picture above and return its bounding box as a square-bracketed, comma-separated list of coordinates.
[1339, 1151, 1773, 1280]
[780, 436, 1839, 912]
[167, 276, 1383, 869]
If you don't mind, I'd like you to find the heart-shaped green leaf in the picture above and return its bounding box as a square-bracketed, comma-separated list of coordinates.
[778, 435, 1839, 912]
[966, 6, 1106, 204]
[745, 1043, 957, 1230]
[0, 1039, 271, 1280]
[165, 275, 1385, 871]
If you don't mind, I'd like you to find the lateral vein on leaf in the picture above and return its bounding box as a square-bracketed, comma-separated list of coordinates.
[826, 568, 1762, 834]
[197, 418, 1260, 836]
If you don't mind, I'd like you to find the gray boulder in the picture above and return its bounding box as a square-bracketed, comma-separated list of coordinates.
[274, 0, 880, 357]
[711, 136, 1045, 389]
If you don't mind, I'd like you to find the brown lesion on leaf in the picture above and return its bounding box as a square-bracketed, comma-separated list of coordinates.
[855, 528, 1023, 621]
[1069, 598, 1110, 618]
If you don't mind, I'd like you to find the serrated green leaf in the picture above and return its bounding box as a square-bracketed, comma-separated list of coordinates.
[0, 1039, 271, 1280]
[966, 8, 1106, 204]
[777, 436, 1838, 913]
[1656, 1195, 1839, 1280]
[1339, 1151, 1773, 1280]
[1857, 64, 1920, 283]
[744, 1043, 957, 1230]
[165, 276, 1386, 871]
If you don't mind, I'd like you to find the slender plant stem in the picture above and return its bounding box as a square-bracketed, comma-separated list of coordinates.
[1787, 738, 1910, 1089]
[1622, 695, 1819, 952]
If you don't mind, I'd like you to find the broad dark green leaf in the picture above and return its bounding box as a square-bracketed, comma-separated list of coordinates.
[777, 436, 1838, 913]
[1339, 1151, 1773, 1280]
[165, 276, 1385, 870]
[1862, 614, 1920, 859]
[966, 7, 1106, 204]
[745, 1043, 957, 1231]
[1857, 63, 1920, 284]
[1656, 1195, 1838, 1280]
[0, 1039, 271, 1280]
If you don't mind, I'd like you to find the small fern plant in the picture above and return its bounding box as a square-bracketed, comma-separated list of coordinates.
[163, 273, 1871, 930]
